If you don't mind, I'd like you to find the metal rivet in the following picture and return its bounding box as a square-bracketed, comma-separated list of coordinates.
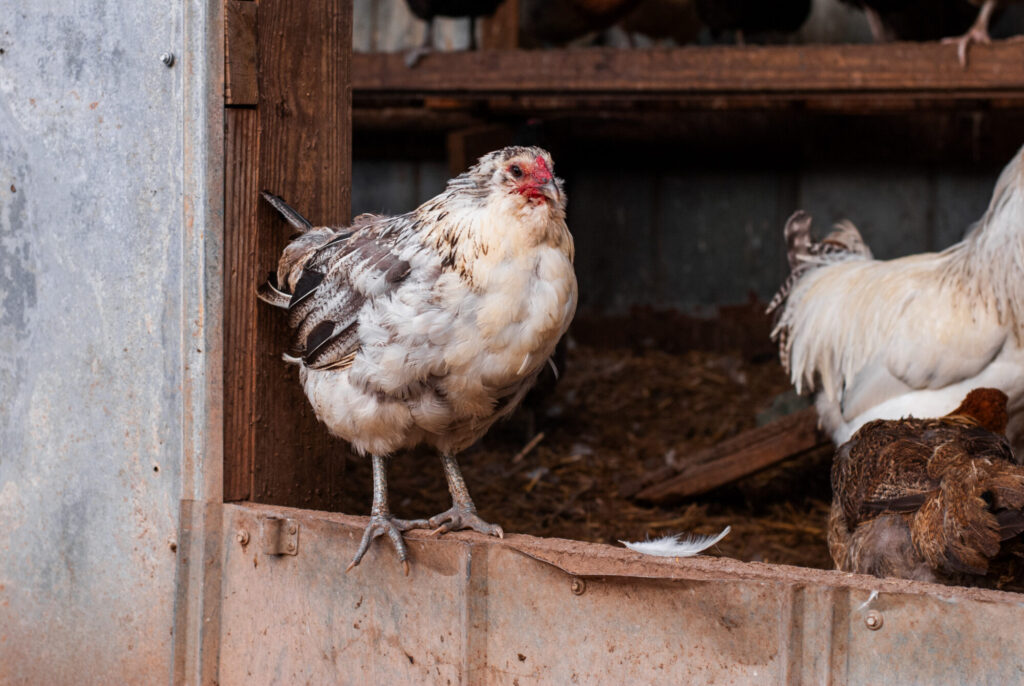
[160, 52, 175, 67]
[236, 529, 250, 546]
[288, 524, 298, 535]
[865, 610, 883, 631]
[287, 542, 296, 552]
[570, 578, 586, 596]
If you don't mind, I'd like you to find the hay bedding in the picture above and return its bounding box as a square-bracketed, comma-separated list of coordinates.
[336, 341, 835, 570]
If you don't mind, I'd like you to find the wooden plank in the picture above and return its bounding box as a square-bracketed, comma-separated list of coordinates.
[224, 108, 260, 501]
[225, 0, 258, 106]
[479, 0, 519, 50]
[632, 408, 828, 504]
[352, 42, 1024, 96]
[252, 0, 352, 509]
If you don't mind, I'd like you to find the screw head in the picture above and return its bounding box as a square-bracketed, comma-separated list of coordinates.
[236, 529, 250, 546]
[570, 578, 586, 596]
[287, 541, 296, 552]
[160, 52, 175, 67]
[288, 524, 297, 535]
[865, 610, 883, 631]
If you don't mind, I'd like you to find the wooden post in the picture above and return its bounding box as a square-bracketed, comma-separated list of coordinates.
[224, 0, 353, 508]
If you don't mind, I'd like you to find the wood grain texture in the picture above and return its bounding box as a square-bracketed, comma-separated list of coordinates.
[224, 108, 260, 501]
[225, 0, 259, 106]
[479, 0, 518, 50]
[634, 408, 827, 503]
[353, 42, 1024, 97]
[250, 0, 352, 509]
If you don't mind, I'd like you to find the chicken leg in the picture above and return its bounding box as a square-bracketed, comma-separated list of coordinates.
[428, 454, 504, 538]
[942, 0, 997, 68]
[347, 454, 429, 576]
[405, 17, 435, 68]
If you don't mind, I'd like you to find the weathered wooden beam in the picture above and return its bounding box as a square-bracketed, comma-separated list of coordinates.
[353, 42, 1024, 98]
[247, 0, 352, 508]
[225, 0, 258, 106]
[632, 408, 829, 504]
[223, 107, 259, 501]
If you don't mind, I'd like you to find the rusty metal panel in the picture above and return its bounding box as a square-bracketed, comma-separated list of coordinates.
[220, 503, 1024, 685]
[0, 0, 223, 683]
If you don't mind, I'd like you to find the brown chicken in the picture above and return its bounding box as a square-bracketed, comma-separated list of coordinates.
[829, 388, 1024, 586]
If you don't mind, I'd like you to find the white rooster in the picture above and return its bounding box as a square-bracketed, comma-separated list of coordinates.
[770, 144, 1024, 452]
[258, 147, 577, 574]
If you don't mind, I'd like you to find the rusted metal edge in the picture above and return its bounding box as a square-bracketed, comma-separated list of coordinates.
[229, 501, 1024, 607]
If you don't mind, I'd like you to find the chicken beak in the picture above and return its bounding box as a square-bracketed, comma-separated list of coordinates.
[539, 179, 560, 203]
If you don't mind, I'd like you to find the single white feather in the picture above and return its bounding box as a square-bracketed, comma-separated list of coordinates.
[857, 589, 879, 612]
[620, 526, 731, 558]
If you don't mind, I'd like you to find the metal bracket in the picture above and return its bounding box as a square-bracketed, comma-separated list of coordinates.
[261, 516, 299, 556]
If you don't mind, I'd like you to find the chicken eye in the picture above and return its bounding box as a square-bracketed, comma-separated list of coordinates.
[510, 164, 523, 178]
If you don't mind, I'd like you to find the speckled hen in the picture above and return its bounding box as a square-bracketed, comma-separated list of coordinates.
[829, 388, 1024, 585]
[257, 147, 577, 573]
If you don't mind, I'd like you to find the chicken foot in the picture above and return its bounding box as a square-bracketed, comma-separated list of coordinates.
[428, 454, 504, 538]
[941, 0, 997, 68]
[347, 454, 429, 576]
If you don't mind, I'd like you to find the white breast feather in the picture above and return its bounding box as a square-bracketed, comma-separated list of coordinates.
[621, 526, 731, 558]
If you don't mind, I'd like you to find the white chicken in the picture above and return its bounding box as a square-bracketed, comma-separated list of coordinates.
[770, 144, 1024, 452]
[257, 146, 577, 573]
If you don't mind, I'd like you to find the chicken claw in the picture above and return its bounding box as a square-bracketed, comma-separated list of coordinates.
[428, 506, 504, 538]
[347, 514, 430, 576]
[941, 0, 996, 69]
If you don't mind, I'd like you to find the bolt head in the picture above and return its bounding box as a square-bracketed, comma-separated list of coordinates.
[160, 52, 175, 67]
[287, 542, 296, 552]
[865, 610, 883, 631]
[288, 524, 297, 535]
[570, 578, 586, 596]
[236, 529, 250, 546]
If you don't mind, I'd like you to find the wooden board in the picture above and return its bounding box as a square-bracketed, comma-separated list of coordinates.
[223, 0, 353, 507]
[225, 0, 258, 106]
[633, 408, 828, 504]
[224, 107, 259, 501]
[353, 42, 1024, 101]
[479, 0, 519, 50]
[252, 0, 353, 509]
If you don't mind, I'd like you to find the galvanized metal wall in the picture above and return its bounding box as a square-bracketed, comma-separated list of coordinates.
[0, 1, 222, 683]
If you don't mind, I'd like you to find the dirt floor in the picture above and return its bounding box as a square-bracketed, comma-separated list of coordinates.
[337, 337, 836, 570]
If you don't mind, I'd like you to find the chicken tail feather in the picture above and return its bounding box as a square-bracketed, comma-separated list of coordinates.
[261, 190, 314, 232]
[256, 272, 291, 308]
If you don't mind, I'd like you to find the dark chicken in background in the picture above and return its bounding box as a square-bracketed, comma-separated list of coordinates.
[618, 0, 702, 45]
[404, 0, 506, 65]
[829, 388, 1024, 587]
[839, 0, 1020, 66]
[258, 147, 577, 574]
[696, 0, 811, 42]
